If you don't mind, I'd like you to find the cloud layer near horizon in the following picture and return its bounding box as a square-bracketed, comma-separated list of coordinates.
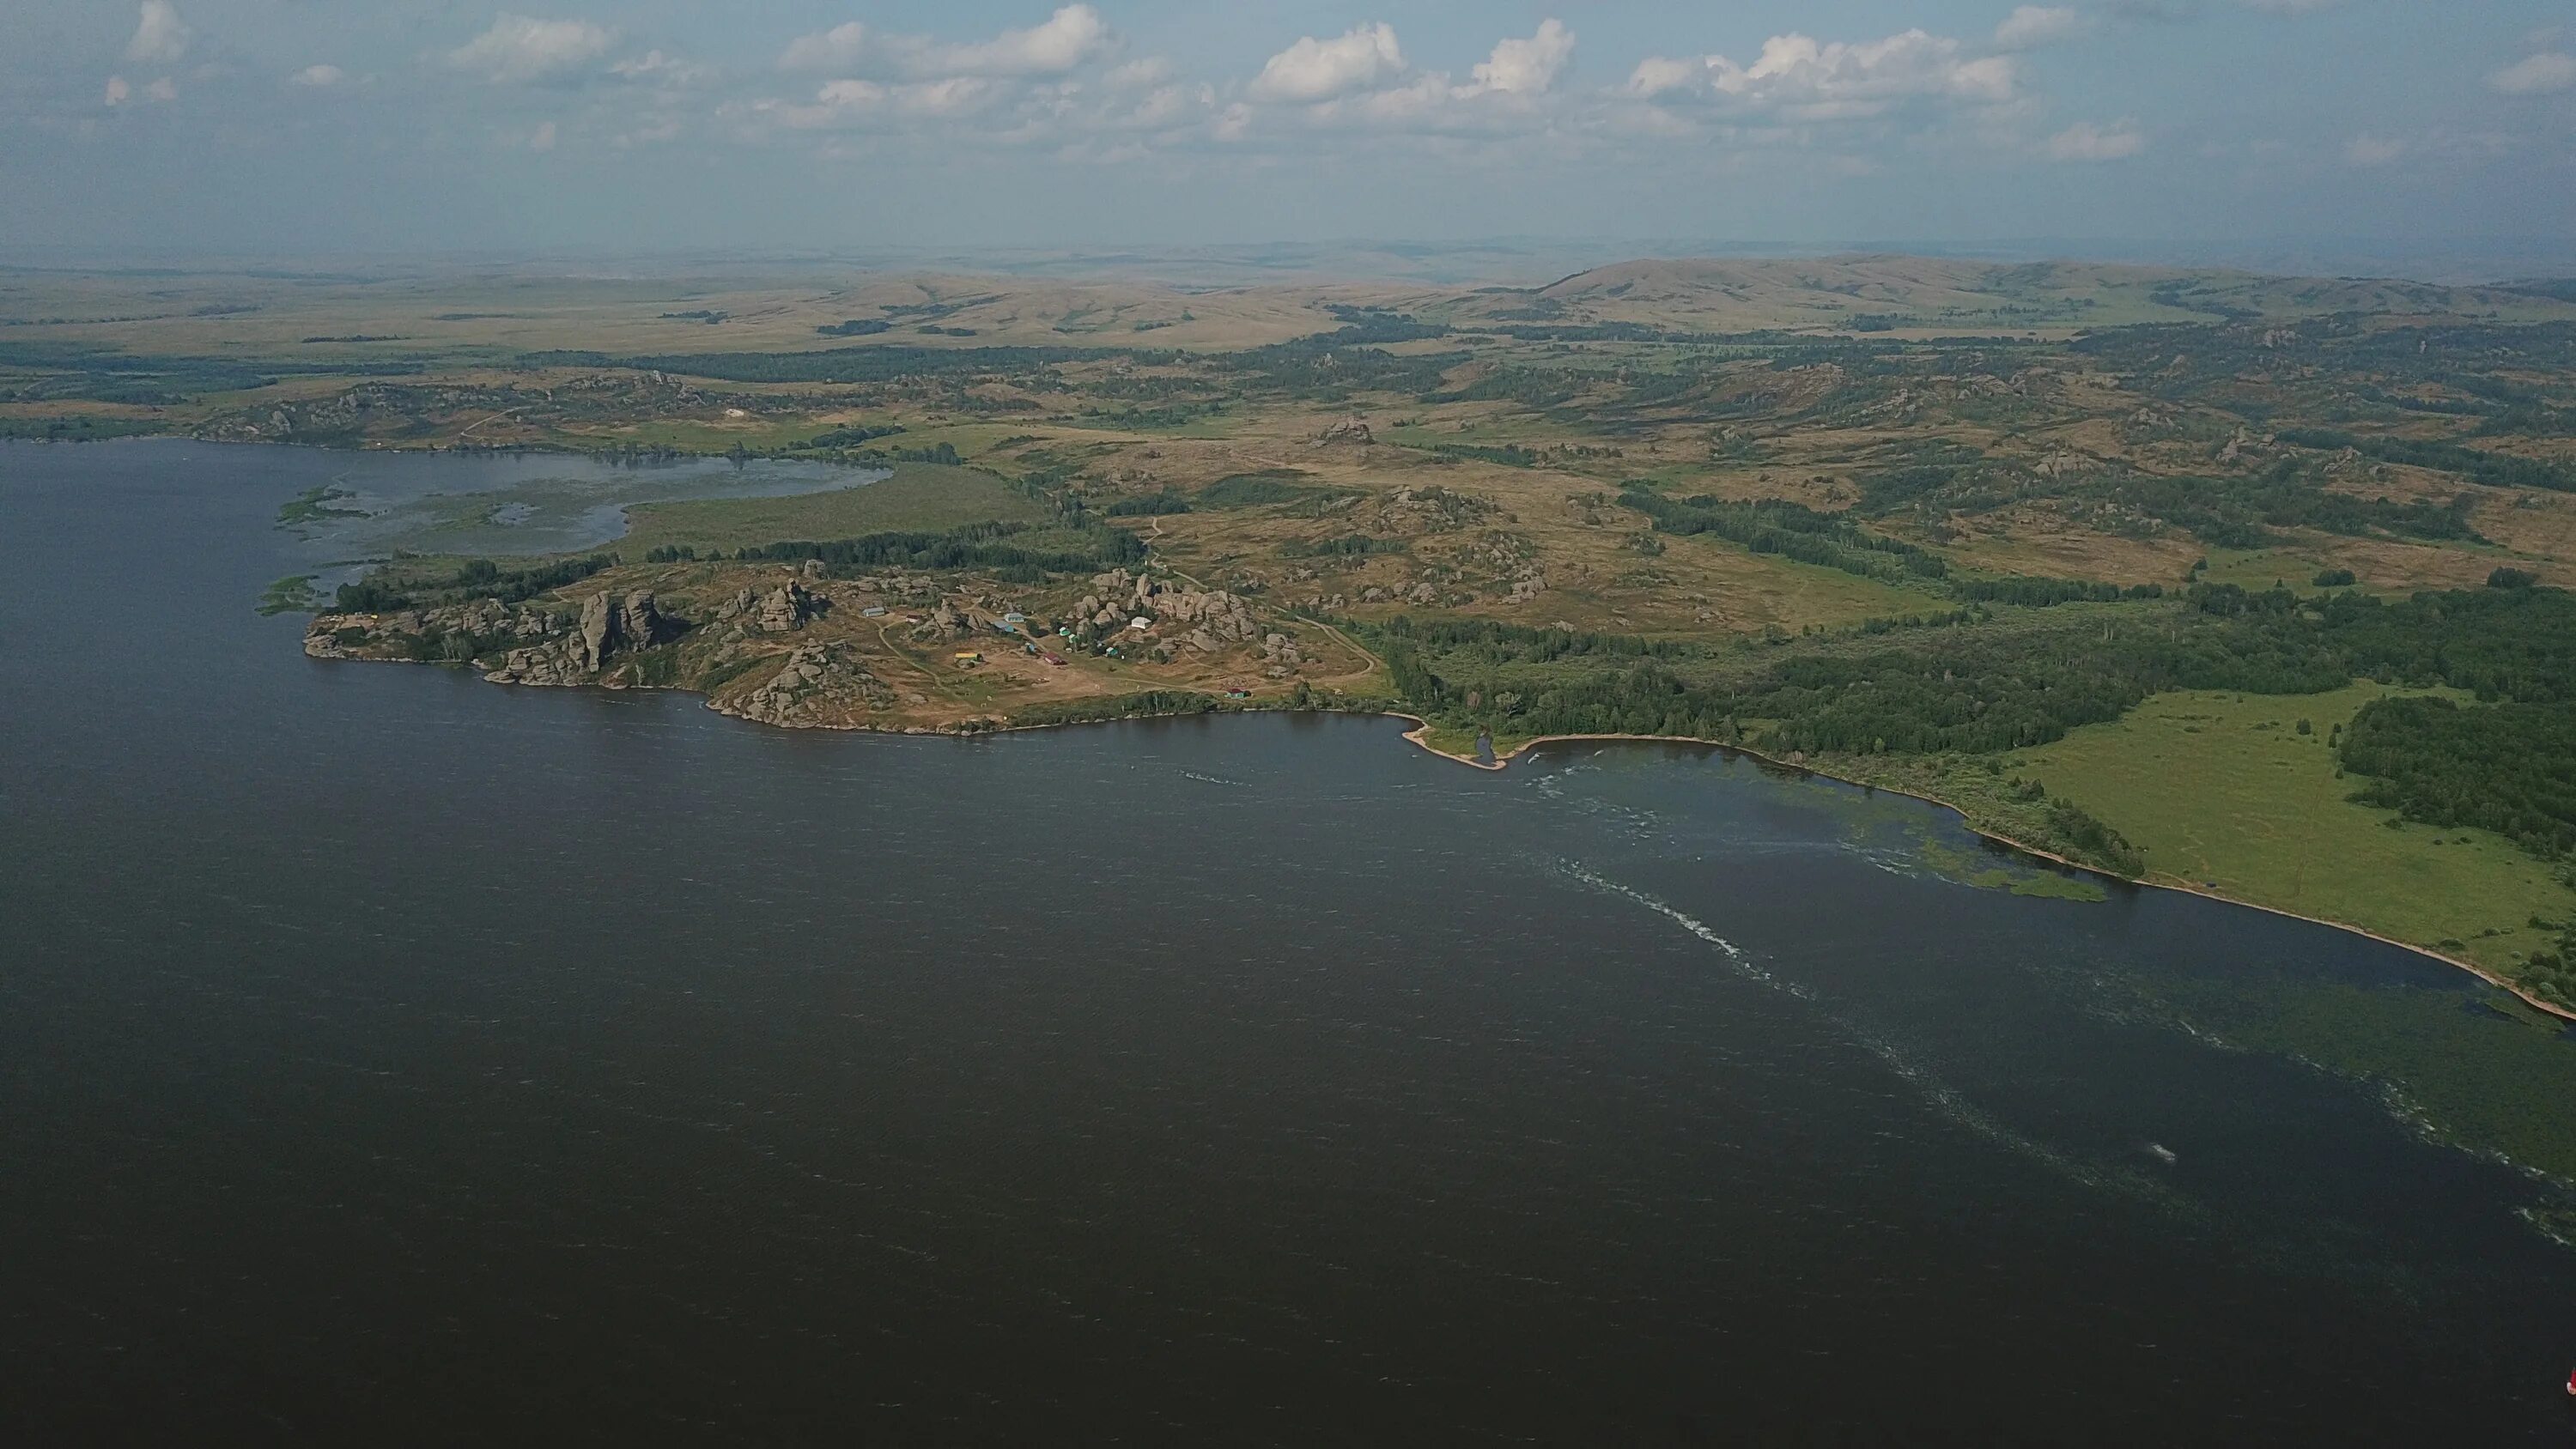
[15, 1, 2576, 253]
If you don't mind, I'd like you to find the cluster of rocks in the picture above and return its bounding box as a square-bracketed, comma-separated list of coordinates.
[481, 591, 676, 685]
[311, 586, 695, 688]
[1319, 417, 1376, 446]
[1504, 572, 1548, 604]
[1259, 634, 1303, 679]
[2216, 427, 2267, 466]
[305, 596, 562, 662]
[1076, 568, 1161, 627]
[1372, 486, 1495, 535]
[1152, 586, 1257, 637]
[726, 641, 896, 727]
[713, 581, 821, 637]
[911, 602, 975, 640]
[307, 598, 546, 664]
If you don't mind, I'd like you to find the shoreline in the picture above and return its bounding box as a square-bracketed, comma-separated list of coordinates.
[1388, 724, 2576, 1027]
[313, 646, 2576, 1028]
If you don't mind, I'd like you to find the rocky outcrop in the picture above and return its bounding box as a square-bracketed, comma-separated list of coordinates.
[578, 592, 614, 671]
[1373, 486, 1493, 534]
[307, 598, 558, 662]
[311, 588, 682, 684]
[576, 589, 674, 670]
[714, 581, 821, 635]
[726, 642, 896, 726]
[1320, 417, 1375, 446]
[910, 601, 973, 640]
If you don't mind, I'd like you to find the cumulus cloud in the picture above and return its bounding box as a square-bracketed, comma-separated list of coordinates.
[1626, 31, 2016, 118]
[2345, 134, 2406, 166]
[448, 15, 617, 85]
[290, 64, 345, 88]
[1103, 57, 1172, 90]
[781, 21, 866, 73]
[528, 120, 557, 151]
[104, 75, 131, 106]
[1471, 19, 1575, 96]
[2490, 51, 2576, 95]
[125, 2, 192, 67]
[775, 75, 1013, 127]
[909, 5, 1110, 78]
[611, 51, 702, 85]
[1249, 23, 1406, 104]
[1995, 7, 2084, 51]
[2047, 118, 2145, 160]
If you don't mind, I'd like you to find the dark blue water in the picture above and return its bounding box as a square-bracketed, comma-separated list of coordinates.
[6, 441, 2575, 1444]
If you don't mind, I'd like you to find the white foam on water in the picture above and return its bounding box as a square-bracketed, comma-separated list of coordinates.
[1560, 860, 2173, 1203]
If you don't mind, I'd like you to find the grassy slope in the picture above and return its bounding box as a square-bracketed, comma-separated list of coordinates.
[2008, 682, 2575, 975]
[617, 463, 1048, 555]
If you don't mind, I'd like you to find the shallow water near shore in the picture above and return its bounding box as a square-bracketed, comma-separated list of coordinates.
[263, 444, 884, 564]
[7, 440, 2576, 1443]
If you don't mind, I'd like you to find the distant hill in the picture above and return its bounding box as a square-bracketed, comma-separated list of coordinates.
[1427, 254, 2576, 336]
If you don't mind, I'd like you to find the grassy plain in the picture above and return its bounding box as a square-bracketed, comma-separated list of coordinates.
[619, 464, 1047, 555]
[2009, 684, 2576, 975]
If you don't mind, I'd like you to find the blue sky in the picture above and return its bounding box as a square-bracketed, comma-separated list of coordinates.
[6, 1, 2572, 258]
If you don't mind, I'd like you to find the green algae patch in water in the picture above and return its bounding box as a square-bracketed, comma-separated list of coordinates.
[255, 574, 325, 615]
[2133, 973, 2576, 1193]
[1918, 837, 2110, 902]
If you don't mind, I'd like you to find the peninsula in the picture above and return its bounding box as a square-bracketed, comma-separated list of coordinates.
[11, 253, 2576, 1010]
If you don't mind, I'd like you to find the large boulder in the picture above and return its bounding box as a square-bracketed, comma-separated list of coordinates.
[615, 591, 668, 652]
[577, 592, 614, 671]
[756, 582, 817, 634]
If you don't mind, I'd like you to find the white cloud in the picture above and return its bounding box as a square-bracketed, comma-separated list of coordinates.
[1625, 56, 1701, 100]
[778, 75, 1012, 127]
[125, 2, 191, 67]
[1470, 19, 1574, 96]
[448, 15, 617, 86]
[2047, 118, 2145, 161]
[144, 76, 178, 104]
[611, 51, 702, 85]
[1995, 7, 2084, 51]
[1103, 57, 1171, 90]
[781, 22, 866, 73]
[1627, 31, 2017, 118]
[104, 75, 131, 106]
[529, 120, 557, 151]
[290, 64, 345, 88]
[2490, 52, 2576, 95]
[1249, 23, 1406, 104]
[2342, 130, 2513, 168]
[911, 5, 1110, 79]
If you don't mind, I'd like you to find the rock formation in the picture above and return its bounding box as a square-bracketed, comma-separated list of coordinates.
[727, 642, 896, 726]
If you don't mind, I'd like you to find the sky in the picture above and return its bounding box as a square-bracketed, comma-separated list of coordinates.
[4, 1, 2573, 261]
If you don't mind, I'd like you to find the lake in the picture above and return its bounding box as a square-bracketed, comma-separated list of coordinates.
[5, 440, 2574, 1444]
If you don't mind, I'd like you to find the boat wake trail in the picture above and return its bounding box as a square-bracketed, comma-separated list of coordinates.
[1564, 864, 1810, 1001]
[1562, 861, 2174, 1204]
